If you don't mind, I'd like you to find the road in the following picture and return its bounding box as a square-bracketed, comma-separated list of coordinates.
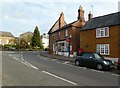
[2, 51, 120, 87]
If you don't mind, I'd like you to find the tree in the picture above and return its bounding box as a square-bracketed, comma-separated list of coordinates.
[32, 26, 43, 49]
[19, 32, 33, 49]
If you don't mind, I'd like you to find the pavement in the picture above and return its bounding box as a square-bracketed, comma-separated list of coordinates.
[39, 51, 118, 63]
[39, 51, 75, 62]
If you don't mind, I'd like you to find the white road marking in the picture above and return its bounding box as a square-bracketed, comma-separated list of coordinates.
[42, 71, 77, 86]
[82, 67, 86, 69]
[52, 59, 57, 61]
[90, 69, 104, 73]
[9, 54, 12, 57]
[7, 52, 15, 54]
[20, 55, 38, 70]
[9, 54, 38, 70]
[13, 57, 20, 61]
[63, 61, 70, 64]
[112, 73, 120, 76]
[21, 61, 38, 70]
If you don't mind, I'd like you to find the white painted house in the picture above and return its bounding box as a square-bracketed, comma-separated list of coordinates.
[41, 33, 49, 49]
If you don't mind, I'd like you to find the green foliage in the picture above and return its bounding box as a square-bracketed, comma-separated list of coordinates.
[4, 44, 12, 49]
[32, 26, 44, 49]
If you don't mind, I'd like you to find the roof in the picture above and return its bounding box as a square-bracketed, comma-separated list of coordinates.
[55, 20, 80, 31]
[20, 31, 33, 36]
[0, 31, 14, 37]
[48, 20, 82, 34]
[81, 12, 120, 30]
[48, 12, 67, 34]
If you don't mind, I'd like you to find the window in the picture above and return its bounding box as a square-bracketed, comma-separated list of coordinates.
[96, 44, 109, 55]
[6, 39, 9, 44]
[52, 34, 56, 41]
[0, 39, 1, 44]
[96, 27, 109, 38]
[65, 30, 68, 37]
[58, 32, 60, 39]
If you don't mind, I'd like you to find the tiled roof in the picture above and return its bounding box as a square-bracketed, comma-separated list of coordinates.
[0, 31, 14, 37]
[48, 12, 67, 34]
[48, 20, 80, 34]
[81, 12, 120, 30]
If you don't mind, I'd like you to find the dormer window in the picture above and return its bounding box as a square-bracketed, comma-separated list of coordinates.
[96, 27, 109, 38]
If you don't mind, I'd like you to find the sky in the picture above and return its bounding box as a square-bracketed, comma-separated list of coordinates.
[0, 0, 119, 37]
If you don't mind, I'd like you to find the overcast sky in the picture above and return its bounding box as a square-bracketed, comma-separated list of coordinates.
[0, 0, 119, 37]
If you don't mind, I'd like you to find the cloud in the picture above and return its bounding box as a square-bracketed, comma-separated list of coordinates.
[0, 0, 119, 3]
[0, 1, 119, 37]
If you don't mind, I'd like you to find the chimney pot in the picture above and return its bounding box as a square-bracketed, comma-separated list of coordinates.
[88, 11, 93, 20]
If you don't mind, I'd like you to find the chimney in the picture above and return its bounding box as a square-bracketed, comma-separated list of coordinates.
[59, 12, 65, 28]
[77, 5, 85, 21]
[88, 11, 93, 20]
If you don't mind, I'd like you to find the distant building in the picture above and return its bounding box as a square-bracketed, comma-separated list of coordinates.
[80, 12, 120, 59]
[0, 31, 14, 45]
[41, 33, 49, 49]
[19, 31, 33, 46]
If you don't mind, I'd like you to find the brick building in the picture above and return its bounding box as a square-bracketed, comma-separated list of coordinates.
[80, 12, 120, 59]
[0, 31, 14, 45]
[48, 6, 85, 57]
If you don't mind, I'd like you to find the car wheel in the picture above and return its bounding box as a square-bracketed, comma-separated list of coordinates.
[96, 64, 103, 70]
[75, 60, 80, 66]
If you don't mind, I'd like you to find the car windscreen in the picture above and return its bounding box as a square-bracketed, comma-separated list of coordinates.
[82, 53, 94, 59]
[94, 53, 104, 60]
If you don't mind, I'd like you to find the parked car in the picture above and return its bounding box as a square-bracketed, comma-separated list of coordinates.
[75, 52, 115, 70]
[117, 58, 120, 70]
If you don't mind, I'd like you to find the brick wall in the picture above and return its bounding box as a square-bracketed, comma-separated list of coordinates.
[80, 25, 119, 58]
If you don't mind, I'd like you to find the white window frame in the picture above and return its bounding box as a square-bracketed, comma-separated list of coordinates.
[96, 44, 110, 55]
[96, 27, 109, 38]
[65, 30, 68, 37]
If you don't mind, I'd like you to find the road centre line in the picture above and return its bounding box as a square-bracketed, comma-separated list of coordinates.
[20, 54, 38, 70]
[42, 71, 77, 86]
[21, 61, 38, 70]
[9, 54, 38, 70]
